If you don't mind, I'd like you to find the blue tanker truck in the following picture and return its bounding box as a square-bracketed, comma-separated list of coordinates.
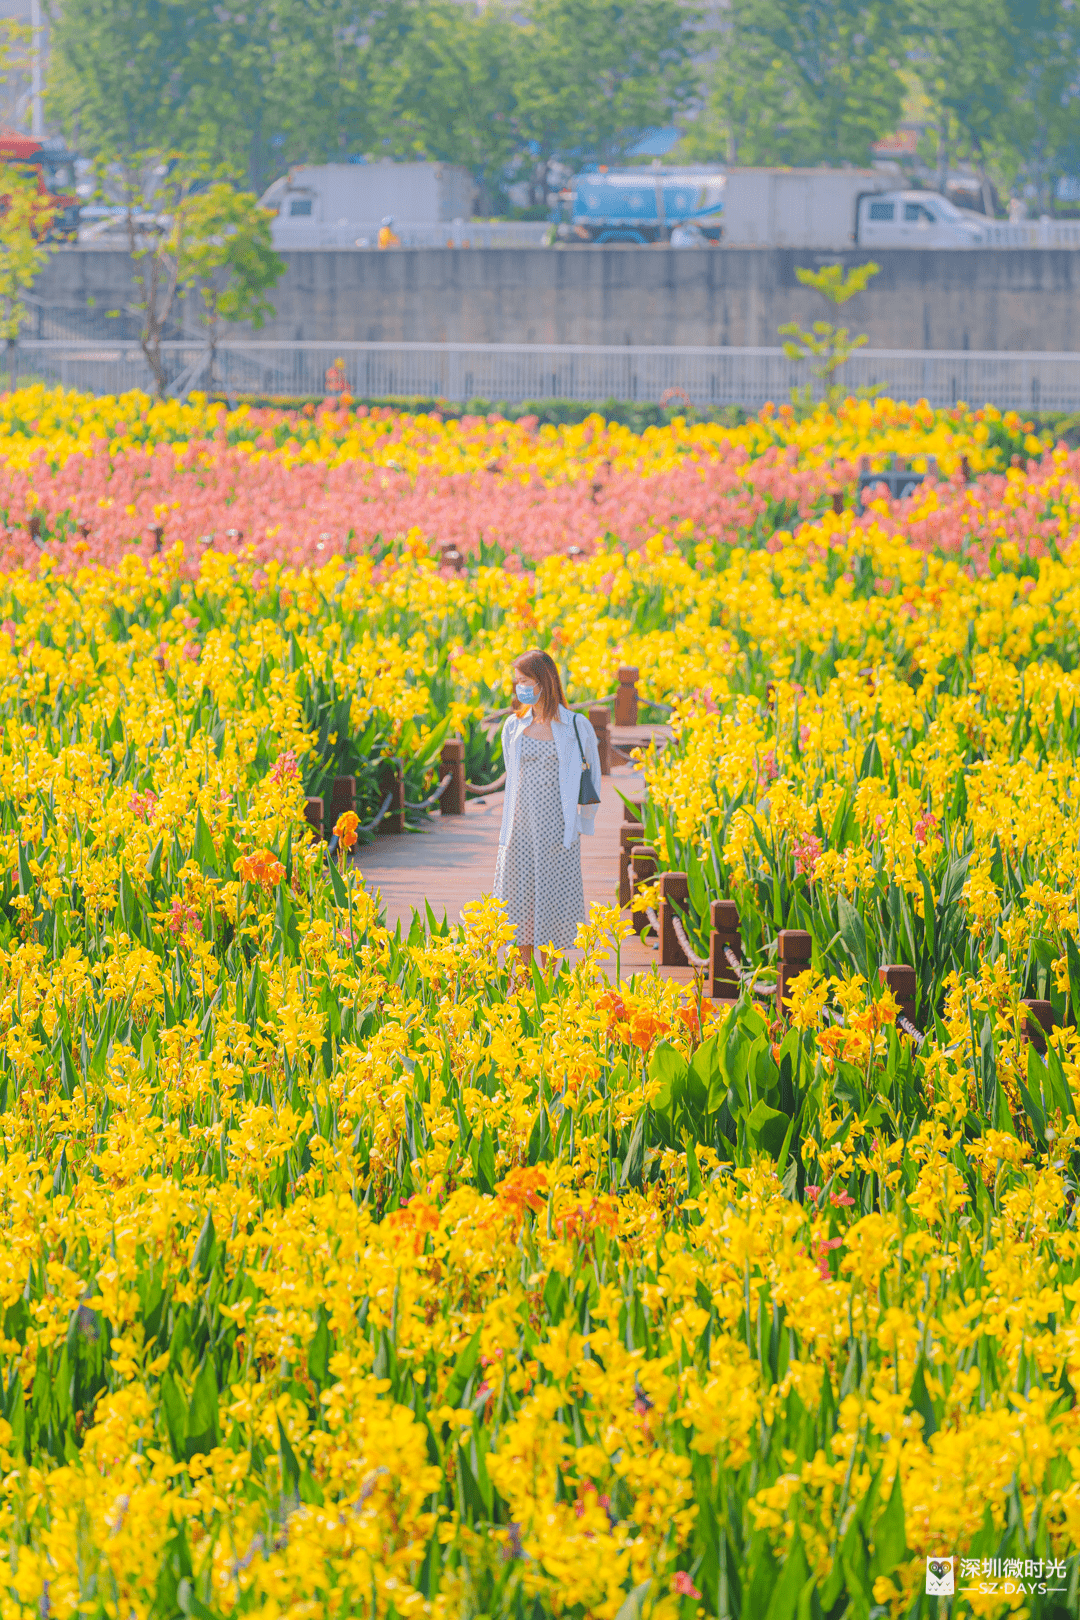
[556, 167, 725, 244]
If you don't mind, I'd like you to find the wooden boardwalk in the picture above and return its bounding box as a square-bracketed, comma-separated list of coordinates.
[355, 763, 695, 986]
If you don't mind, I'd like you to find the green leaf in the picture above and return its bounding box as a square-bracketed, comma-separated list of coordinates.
[277, 1413, 300, 1493]
[328, 854, 349, 909]
[763, 1530, 810, 1620]
[907, 1360, 938, 1438]
[308, 1307, 331, 1389]
[475, 1123, 495, 1196]
[746, 1099, 791, 1159]
[836, 891, 869, 978]
[193, 808, 218, 875]
[621, 1110, 646, 1189]
[615, 1581, 652, 1620]
[16, 840, 31, 898]
[186, 1357, 220, 1458]
[191, 1211, 216, 1276]
[869, 1469, 907, 1582]
[443, 1329, 482, 1410]
[1066, 932, 1080, 1027]
[161, 1371, 188, 1459]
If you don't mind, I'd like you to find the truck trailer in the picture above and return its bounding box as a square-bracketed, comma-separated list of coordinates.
[259, 162, 477, 249]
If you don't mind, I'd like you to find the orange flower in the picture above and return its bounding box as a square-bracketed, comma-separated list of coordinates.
[237, 849, 285, 889]
[628, 1008, 667, 1051]
[596, 989, 628, 1035]
[334, 810, 360, 851]
[495, 1166, 547, 1219]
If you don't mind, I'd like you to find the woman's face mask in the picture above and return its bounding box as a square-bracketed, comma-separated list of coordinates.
[515, 681, 538, 706]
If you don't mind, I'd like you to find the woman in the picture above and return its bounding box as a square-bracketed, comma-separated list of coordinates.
[494, 650, 602, 964]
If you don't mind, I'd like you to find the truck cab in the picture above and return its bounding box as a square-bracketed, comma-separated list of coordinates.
[857, 190, 986, 247]
[0, 132, 80, 241]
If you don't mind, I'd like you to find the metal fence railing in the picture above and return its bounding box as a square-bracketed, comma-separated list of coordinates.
[9, 339, 1080, 411]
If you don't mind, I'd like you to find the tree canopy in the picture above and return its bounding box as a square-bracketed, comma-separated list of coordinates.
[44, 0, 1080, 215]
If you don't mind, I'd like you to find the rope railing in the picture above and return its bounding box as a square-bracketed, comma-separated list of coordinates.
[404, 774, 452, 812]
[670, 912, 709, 971]
[723, 944, 778, 999]
[466, 772, 506, 797]
[897, 1012, 926, 1046]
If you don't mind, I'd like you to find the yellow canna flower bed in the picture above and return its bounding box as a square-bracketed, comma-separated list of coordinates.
[0, 394, 1072, 1616]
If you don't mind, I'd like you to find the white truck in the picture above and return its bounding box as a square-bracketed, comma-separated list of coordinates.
[259, 162, 478, 248]
[715, 169, 983, 249]
[564, 166, 991, 249]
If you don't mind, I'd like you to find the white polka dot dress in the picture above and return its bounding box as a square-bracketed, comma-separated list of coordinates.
[494, 736, 586, 949]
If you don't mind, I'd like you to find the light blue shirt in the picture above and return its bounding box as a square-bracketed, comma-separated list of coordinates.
[499, 705, 602, 849]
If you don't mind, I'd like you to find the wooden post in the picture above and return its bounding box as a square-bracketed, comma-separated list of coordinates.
[588, 704, 611, 776]
[619, 823, 644, 908]
[1020, 998, 1053, 1056]
[659, 872, 690, 967]
[623, 798, 644, 824]
[440, 737, 466, 815]
[776, 930, 812, 1015]
[709, 899, 740, 999]
[630, 845, 657, 940]
[303, 797, 324, 841]
[378, 758, 405, 835]
[831, 491, 843, 515]
[879, 965, 917, 1031]
[328, 775, 355, 838]
[615, 666, 639, 726]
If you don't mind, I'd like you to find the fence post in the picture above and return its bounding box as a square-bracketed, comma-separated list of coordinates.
[659, 872, 690, 967]
[304, 797, 324, 841]
[379, 758, 405, 835]
[624, 797, 645, 824]
[619, 822, 644, 908]
[630, 845, 657, 939]
[776, 930, 812, 1015]
[1019, 997, 1053, 1056]
[440, 737, 466, 815]
[878, 965, 917, 1030]
[329, 775, 356, 837]
[588, 704, 611, 776]
[709, 899, 740, 999]
[615, 666, 639, 726]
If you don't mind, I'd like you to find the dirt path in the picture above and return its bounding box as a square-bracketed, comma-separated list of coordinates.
[355, 763, 694, 986]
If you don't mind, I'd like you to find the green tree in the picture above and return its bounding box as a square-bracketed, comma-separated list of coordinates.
[689, 0, 906, 166]
[0, 165, 55, 389]
[46, 0, 231, 168]
[114, 158, 281, 397]
[365, 1, 521, 211]
[512, 0, 701, 206]
[907, 0, 1013, 211]
[239, 0, 379, 191]
[998, 0, 1080, 213]
[779, 260, 880, 410]
[180, 185, 285, 385]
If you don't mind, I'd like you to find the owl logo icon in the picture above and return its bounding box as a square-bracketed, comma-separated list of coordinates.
[926, 1557, 955, 1595]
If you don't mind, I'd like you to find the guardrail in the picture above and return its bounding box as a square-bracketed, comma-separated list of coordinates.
[9, 339, 1080, 410]
[979, 219, 1080, 248]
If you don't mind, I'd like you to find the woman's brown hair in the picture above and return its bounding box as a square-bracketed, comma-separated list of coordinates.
[513, 649, 567, 722]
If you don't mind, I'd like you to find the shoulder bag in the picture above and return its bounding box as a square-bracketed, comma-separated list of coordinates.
[573, 714, 601, 805]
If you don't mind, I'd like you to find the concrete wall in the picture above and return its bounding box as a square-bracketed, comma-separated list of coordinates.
[33, 244, 1080, 351]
